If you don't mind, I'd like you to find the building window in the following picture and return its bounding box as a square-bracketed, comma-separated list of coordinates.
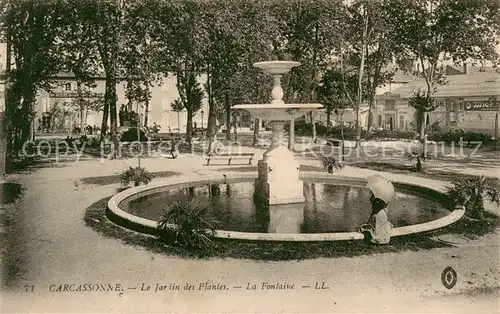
[65, 83, 72, 91]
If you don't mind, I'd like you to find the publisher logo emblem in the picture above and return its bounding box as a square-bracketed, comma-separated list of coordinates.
[441, 267, 457, 289]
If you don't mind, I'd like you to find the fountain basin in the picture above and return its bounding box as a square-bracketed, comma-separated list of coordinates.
[107, 172, 465, 242]
[232, 103, 323, 121]
[253, 61, 301, 75]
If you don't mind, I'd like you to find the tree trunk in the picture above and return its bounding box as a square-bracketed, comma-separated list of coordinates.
[205, 62, 216, 151]
[21, 89, 35, 148]
[326, 111, 331, 127]
[103, 68, 118, 150]
[205, 64, 217, 153]
[77, 80, 85, 131]
[0, 112, 6, 178]
[85, 108, 89, 129]
[310, 23, 319, 143]
[252, 118, 260, 146]
[225, 89, 231, 140]
[420, 110, 426, 140]
[367, 95, 374, 132]
[108, 81, 118, 154]
[186, 107, 193, 144]
[340, 113, 345, 161]
[144, 96, 149, 127]
[356, 5, 369, 148]
[100, 101, 109, 141]
[420, 110, 427, 157]
[1, 23, 11, 176]
[232, 113, 238, 141]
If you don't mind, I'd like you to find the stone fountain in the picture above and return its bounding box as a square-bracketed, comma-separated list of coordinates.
[232, 61, 323, 205]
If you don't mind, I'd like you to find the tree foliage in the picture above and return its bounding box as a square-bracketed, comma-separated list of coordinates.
[121, 1, 164, 127]
[317, 68, 357, 125]
[2, 0, 66, 161]
[2, 0, 500, 170]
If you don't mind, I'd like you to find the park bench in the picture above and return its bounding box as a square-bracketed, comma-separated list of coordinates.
[325, 138, 342, 147]
[205, 152, 254, 166]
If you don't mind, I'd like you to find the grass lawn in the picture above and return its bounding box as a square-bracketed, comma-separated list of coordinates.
[80, 170, 181, 186]
[351, 161, 499, 184]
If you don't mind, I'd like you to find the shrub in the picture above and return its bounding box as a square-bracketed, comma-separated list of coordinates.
[157, 198, 221, 252]
[463, 132, 492, 144]
[119, 166, 154, 187]
[407, 150, 431, 172]
[120, 128, 148, 142]
[88, 137, 101, 148]
[322, 157, 344, 173]
[428, 131, 492, 145]
[315, 123, 330, 136]
[294, 120, 313, 136]
[365, 130, 416, 140]
[446, 175, 500, 220]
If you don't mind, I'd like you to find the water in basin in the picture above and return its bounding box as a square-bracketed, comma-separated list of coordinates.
[120, 179, 450, 234]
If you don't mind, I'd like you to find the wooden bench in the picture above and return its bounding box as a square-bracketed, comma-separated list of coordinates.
[325, 138, 342, 147]
[205, 152, 254, 166]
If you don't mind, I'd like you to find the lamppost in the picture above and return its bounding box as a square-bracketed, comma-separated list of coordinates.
[201, 110, 204, 136]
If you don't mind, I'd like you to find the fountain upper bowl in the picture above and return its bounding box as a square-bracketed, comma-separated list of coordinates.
[254, 61, 301, 75]
[232, 103, 323, 120]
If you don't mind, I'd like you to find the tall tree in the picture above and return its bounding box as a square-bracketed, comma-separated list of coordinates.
[344, 0, 396, 135]
[58, 2, 100, 132]
[170, 98, 184, 134]
[2, 0, 65, 167]
[200, 0, 277, 148]
[121, 1, 163, 127]
[152, 1, 206, 144]
[317, 68, 357, 126]
[272, 0, 344, 143]
[85, 0, 122, 144]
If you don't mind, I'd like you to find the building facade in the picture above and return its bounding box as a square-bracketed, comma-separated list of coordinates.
[34, 73, 209, 134]
[376, 65, 500, 136]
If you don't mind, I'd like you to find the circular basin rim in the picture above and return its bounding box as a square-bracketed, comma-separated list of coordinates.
[106, 172, 465, 242]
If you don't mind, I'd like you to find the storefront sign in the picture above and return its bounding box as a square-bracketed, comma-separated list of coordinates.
[49, 91, 103, 99]
[463, 99, 498, 111]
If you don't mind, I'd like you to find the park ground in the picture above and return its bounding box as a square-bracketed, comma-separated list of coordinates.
[1, 133, 499, 313]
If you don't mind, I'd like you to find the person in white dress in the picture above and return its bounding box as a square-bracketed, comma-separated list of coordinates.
[360, 175, 395, 244]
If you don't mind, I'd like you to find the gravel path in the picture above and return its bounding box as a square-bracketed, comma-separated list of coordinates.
[2, 154, 499, 313]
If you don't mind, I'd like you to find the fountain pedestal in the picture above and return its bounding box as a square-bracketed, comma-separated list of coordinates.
[255, 121, 304, 205]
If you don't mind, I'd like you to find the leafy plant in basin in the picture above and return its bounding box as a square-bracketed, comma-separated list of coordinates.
[446, 175, 500, 220]
[323, 156, 344, 173]
[407, 150, 431, 172]
[157, 198, 221, 253]
[119, 166, 154, 187]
